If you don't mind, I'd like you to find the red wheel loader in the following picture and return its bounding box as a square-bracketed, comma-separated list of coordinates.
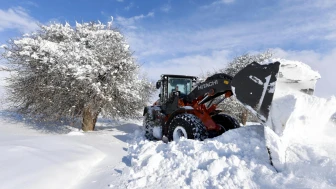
[143, 62, 280, 142]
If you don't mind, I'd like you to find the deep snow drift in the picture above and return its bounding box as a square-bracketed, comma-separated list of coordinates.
[118, 123, 336, 188]
[120, 125, 302, 188]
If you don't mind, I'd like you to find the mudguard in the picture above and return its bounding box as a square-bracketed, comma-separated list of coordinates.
[231, 62, 280, 123]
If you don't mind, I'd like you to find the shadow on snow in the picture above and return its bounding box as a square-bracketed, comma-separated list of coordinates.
[0, 109, 143, 138]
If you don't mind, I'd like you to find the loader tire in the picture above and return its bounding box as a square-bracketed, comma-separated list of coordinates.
[212, 114, 240, 132]
[168, 114, 208, 141]
[143, 113, 155, 141]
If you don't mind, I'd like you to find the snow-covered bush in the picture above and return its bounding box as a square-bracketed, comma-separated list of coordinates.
[1, 21, 154, 131]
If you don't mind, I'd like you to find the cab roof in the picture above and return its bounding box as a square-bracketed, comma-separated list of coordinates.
[160, 74, 197, 80]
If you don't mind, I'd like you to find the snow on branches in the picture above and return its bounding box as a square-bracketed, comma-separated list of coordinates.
[1, 21, 154, 130]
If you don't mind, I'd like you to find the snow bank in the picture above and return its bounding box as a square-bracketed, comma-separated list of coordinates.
[0, 133, 105, 189]
[121, 126, 314, 188]
[264, 59, 336, 171]
[268, 93, 336, 139]
[266, 59, 336, 137]
[267, 93, 336, 172]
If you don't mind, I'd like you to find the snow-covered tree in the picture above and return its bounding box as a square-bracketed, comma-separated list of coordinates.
[221, 50, 273, 76]
[203, 51, 273, 124]
[1, 21, 154, 131]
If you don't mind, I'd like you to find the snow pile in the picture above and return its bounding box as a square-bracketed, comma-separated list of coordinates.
[263, 59, 335, 137]
[120, 126, 322, 188]
[264, 59, 336, 140]
[123, 126, 272, 188]
[264, 59, 336, 171]
[268, 93, 336, 139]
[276, 59, 321, 94]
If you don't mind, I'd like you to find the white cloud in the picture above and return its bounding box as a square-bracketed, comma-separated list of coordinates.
[0, 7, 38, 33]
[211, 0, 235, 6]
[123, 21, 278, 59]
[161, 4, 171, 13]
[116, 0, 124, 2]
[282, 0, 336, 9]
[201, 0, 235, 8]
[124, 2, 134, 11]
[22, 1, 39, 7]
[218, 0, 235, 4]
[141, 50, 232, 80]
[122, 0, 336, 62]
[116, 12, 154, 29]
[325, 32, 336, 40]
[116, 1, 336, 97]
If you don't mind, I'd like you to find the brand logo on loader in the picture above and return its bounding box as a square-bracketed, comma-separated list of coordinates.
[198, 80, 219, 90]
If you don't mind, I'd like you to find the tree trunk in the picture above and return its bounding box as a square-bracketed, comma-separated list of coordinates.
[82, 106, 99, 131]
[241, 109, 248, 126]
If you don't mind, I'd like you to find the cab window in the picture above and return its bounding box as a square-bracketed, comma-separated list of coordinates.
[168, 77, 192, 96]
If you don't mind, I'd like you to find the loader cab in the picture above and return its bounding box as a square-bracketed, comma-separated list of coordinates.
[156, 74, 197, 103]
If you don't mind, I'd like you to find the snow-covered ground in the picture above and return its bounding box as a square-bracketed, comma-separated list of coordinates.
[1, 59, 336, 189]
[0, 71, 135, 189]
[0, 107, 138, 189]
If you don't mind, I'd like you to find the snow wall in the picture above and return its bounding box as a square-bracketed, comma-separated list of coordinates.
[263, 59, 336, 170]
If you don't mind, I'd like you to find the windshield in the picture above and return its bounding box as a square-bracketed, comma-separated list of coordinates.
[168, 77, 192, 96]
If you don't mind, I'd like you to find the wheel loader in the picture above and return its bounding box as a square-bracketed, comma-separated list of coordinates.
[143, 62, 280, 142]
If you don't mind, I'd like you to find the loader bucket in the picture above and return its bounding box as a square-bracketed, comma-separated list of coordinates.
[231, 62, 280, 123]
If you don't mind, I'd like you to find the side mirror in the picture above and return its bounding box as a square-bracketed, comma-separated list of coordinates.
[156, 81, 161, 89]
[159, 94, 161, 98]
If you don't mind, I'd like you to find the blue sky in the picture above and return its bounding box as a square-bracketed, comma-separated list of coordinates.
[0, 0, 336, 97]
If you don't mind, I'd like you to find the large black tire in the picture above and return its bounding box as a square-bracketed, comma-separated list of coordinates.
[168, 114, 208, 141]
[211, 114, 240, 132]
[143, 113, 155, 140]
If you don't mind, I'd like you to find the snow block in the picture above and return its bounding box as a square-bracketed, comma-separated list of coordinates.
[267, 92, 336, 140]
[263, 59, 336, 171]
